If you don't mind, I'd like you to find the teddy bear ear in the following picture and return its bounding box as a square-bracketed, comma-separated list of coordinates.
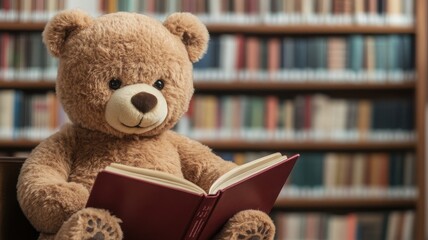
[163, 13, 209, 63]
[43, 9, 94, 57]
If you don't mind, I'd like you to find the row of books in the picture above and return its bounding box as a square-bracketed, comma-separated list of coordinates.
[0, 0, 65, 22]
[0, 90, 69, 140]
[217, 151, 416, 199]
[0, 33, 58, 81]
[274, 211, 414, 240]
[283, 152, 416, 199]
[0, 149, 417, 200]
[0, 0, 414, 25]
[194, 34, 415, 83]
[176, 95, 414, 141]
[0, 91, 415, 143]
[101, 0, 415, 25]
[0, 32, 415, 83]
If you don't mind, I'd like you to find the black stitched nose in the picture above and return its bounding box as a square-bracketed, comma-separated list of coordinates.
[131, 92, 158, 113]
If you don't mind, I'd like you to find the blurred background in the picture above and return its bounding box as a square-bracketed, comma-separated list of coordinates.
[0, 0, 426, 239]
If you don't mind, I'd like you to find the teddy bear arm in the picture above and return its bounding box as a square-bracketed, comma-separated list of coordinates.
[17, 126, 89, 233]
[166, 131, 236, 192]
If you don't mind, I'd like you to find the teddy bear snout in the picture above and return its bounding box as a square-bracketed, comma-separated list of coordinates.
[131, 92, 158, 114]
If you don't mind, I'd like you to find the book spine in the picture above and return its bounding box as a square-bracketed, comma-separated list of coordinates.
[183, 194, 219, 240]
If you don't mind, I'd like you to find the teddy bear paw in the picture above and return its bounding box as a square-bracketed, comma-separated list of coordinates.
[55, 208, 122, 240]
[84, 216, 120, 240]
[215, 210, 275, 240]
[236, 223, 273, 240]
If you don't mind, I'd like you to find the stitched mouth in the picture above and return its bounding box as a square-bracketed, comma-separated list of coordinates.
[120, 116, 144, 128]
[120, 116, 157, 129]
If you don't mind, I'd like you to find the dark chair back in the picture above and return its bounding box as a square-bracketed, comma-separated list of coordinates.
[0, 158, 39, 240]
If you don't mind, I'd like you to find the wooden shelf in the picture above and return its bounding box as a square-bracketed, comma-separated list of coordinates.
[0, 81, 55, 89]
[0, 81, 415, 91]
[0, 157, 25, 162]
[207, 24, 415, 34]
[0, 140, 42, 148]
[0, 139, 416, 151]
[274, 198, 417, 209]
[0, 22, 46, 31]
[0, 22, 415, 34]
[201, 140, 416, 151]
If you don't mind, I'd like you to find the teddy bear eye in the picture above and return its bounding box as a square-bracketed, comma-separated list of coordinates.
[109, 78, 122, 90]
[153, 79, 165, 90]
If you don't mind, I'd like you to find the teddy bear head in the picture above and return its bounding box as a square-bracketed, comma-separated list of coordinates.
[43, 10, 208, 137]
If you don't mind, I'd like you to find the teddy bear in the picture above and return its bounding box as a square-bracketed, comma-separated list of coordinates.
[17, 10, 276, 240]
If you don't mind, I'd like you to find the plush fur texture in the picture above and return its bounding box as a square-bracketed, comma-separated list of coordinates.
[17, 10, 275, 240]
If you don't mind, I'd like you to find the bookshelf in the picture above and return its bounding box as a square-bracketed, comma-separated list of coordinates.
[415, 1, 427, 239]
[0, 0, 426, 239]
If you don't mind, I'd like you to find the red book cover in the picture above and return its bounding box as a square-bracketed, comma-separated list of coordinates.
[86, 154, 299, 240]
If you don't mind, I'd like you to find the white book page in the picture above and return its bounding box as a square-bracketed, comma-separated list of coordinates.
[106, 164, 206, 194]
[209, 152, 283, 194]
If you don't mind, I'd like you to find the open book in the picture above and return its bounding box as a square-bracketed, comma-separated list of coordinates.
[86, 153, 299, 240]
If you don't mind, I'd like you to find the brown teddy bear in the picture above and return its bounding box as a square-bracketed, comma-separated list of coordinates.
[17, 10, 275, 240]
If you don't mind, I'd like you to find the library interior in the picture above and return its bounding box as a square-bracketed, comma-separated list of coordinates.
[0, 0, 427, 239]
